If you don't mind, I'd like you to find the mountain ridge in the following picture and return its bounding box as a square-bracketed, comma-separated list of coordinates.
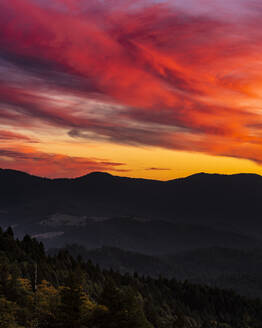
[1, 167, 262, 254]
[1, 168, 262, 220]
[1, 167, 261, 182]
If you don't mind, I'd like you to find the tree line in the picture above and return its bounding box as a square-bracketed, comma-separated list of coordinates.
[0, 226, 262, 327]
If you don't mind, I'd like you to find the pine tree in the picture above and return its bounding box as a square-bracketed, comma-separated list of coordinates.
[56, 271, 84, 328]
[98, 281, 152, 328]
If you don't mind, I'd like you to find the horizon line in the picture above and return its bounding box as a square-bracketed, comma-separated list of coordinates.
[0, 167, 261, 182]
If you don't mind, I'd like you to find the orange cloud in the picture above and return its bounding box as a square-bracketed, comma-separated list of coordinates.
[0, 0, 262, 176]
[0, 130, 36, 142]
[0, 145, 127, 178]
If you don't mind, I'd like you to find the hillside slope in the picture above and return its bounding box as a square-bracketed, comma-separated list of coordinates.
[1, 226, 262, 328]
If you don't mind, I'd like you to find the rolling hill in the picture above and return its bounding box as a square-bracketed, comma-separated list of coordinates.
[1, 169, 262, 252]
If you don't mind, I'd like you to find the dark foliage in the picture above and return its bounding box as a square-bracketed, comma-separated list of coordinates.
[1, 227, 262, 327]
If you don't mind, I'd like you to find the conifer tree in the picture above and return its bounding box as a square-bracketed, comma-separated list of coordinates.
[56, 271, 84, 328]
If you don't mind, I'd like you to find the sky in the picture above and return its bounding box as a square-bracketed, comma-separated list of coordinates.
[1, 0, 262, 179]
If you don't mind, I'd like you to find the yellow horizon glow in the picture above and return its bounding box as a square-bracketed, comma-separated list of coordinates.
[37, 139, 262, 180]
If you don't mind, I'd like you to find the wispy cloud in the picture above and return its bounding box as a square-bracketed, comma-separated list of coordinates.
[0, 0, 262, 175]
[0, 145, 127, 178]
[145, 167, 171, 171]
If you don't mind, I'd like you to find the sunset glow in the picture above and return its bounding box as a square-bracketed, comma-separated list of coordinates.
[1, 0, 262, 179]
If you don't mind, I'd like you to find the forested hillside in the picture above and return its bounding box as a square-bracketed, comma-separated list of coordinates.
[50, 244, 262, 299]
[1, 227, 262, 328]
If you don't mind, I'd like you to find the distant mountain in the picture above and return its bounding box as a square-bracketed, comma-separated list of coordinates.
[2, 168, 262, 299]
[164, 247, 262, 298]
[49, 244, 173, 276]
[52, 244, 262, 298]
[1, 168, 262, 252]
[33, 217, 261, 254]
[1, 168, 262, 221]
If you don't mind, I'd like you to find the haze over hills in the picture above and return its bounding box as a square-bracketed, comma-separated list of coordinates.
[1, 168, 262, 250]
[49, 244, 262, 298]
[1, 168, 262, 298]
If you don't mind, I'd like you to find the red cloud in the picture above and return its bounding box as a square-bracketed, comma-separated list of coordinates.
[0, 145, 127, 178]
[0, 130, 35, 142]
[0, 0, 262, 169]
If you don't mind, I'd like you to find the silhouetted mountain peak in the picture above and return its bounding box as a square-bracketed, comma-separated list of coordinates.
[167, 172, 262, 184]
[76, 171, 114, 180]
[0, 168, 46, 182]
[85, 171, 113, 178]
[0, 168, 32, 177]
[187, 172, 261, 179]
[1, 167, 262, 225]
[72, 171, 122, 186]
[1, 168, 261, 184]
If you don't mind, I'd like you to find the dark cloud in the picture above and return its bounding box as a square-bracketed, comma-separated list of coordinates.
[145, 167, 171, 171]
[0, 0, 262, 167]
